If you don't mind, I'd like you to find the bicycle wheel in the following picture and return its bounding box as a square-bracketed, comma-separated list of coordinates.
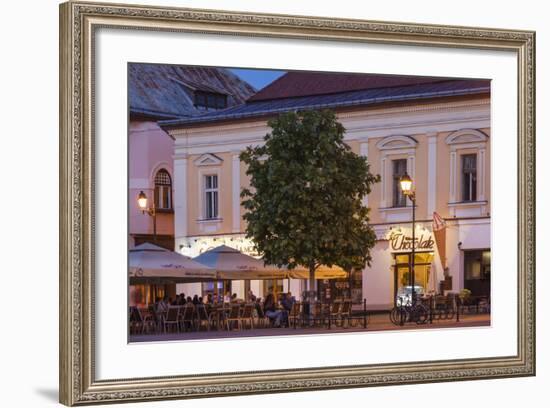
[415, 304, 429, 324]
[389, 307, 399, 325]
[390, 307, 404, 325]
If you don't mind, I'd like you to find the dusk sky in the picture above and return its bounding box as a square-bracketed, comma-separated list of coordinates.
[229, 68, 286, 91]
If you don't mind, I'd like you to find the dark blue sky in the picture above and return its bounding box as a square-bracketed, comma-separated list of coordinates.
[229, 68, 286, 91]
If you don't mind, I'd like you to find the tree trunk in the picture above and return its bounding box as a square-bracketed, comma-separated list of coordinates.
[309, 263, 316, 301]
[348, 268, 353, 301]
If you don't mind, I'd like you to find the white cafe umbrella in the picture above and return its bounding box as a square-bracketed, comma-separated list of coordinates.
[129, 243, 216, 283]
[193, 245, 288, 280]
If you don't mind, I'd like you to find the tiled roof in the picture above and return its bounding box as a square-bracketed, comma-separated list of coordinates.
[248, 72, 465, 101]
[159, 78, 490, 128]
[129, 63, 256, 119]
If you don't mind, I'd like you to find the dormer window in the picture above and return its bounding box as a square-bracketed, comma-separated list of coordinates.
[194, 91, 227, 110]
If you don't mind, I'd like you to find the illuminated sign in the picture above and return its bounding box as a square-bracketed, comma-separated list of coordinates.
[388, 231, 435, 251]
[180, 234, 260, 258]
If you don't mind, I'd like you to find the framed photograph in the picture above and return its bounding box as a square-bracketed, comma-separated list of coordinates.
[59, 1, 535, 405]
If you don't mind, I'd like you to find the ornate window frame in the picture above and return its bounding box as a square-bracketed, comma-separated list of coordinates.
[195, 153, 223, 232]
[376, 135, 418, 222]
[445, 129, 489, 217]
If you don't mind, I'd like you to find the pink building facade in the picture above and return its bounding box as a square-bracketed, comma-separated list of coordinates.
[128, 64, 255, 304]
[128, 63, 256, 250]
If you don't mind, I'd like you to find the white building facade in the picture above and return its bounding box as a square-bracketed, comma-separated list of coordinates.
[160, 74, 491, 310]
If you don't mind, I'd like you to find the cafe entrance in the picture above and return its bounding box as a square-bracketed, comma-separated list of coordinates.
[393, 252, 434, 305]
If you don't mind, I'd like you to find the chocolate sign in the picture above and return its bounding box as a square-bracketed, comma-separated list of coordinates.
[389, 231, 435, 251]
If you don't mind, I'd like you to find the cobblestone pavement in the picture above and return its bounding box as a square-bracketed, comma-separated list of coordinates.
[130, 313, 490, 343]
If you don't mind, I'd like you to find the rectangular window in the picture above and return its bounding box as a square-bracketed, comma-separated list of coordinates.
[392, 159, 407, 207]
[204, 174, 219, 219]
[464, 250, 491, 280]
[154, 170, 172, 210]
[461, 154, 477, 201]
[463, 249, 491, 297]
[154, 185, 171, 209]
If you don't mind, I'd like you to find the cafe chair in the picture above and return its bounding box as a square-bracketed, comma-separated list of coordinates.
[129, 306, 144, 334]
[239, 303, 255, 330]
[226, 304, 242, 331]
[255, 304, 270, 328]
[195, 304, 210, 331]
[180, 305, 196, 332]
[163, 306, 181, 333]
[339, 301, 352, 328]
[288, 302, 303, 328]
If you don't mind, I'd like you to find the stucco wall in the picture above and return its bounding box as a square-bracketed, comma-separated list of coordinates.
[129, 119, 175, 240]
[169, 99, 491, 241]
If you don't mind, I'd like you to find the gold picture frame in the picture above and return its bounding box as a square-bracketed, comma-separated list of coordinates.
[59, 1, 535, 405]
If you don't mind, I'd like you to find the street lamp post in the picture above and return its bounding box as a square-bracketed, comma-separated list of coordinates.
[137, 190, 157, 243]
[399, 173, 416, 306]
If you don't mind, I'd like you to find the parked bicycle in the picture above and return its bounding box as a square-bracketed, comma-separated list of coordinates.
[389, 292, 430, 326]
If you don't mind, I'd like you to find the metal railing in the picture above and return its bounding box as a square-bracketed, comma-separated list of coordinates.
[290, 299, 368, 330]
[389, 293, 491, 326]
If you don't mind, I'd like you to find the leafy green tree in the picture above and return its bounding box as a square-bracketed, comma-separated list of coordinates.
[240, 109, 380, 299]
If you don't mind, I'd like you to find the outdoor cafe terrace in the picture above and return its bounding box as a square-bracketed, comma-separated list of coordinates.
[128, 243, 490, 341]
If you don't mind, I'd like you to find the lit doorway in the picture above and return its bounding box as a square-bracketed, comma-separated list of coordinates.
[393, 252, 433, 305]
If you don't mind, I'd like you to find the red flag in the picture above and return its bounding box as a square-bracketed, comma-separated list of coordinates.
[432, 212, 447, 272]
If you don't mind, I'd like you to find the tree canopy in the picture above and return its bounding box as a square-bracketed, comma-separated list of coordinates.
[240, 109, 380, 296]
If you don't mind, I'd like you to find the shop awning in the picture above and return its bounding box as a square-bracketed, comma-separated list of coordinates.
[129, 243, 216, 283]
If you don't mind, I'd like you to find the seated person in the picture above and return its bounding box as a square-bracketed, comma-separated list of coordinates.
[247, 290, 257, 302]
[156, 296, 169, 313]
[263, 293, 284, 327]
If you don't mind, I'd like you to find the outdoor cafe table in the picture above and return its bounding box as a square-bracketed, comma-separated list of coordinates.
[208, 305, 230, 329]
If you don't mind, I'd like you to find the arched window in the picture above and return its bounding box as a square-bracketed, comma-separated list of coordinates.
[154, 169, 172, 210]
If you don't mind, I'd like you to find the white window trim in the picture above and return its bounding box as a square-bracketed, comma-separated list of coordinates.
[194, 153, 223, 167]
[204, 175, 219, 220]
[380, 149, 416, 210]
[173, 154, 188, 238]
[445, 128, 488, 146]
[359, 142, 369, 208]
[427, 132, 437, 216]
[375, 135, 418, 151]
[231, 151, 241, 233]
[445, 128, 489, 207]
[460, 153, 477, 202]
[447, 200, 488, 207]
[376, 135, 418, 212]
[378, 205, 417, 213]
[198, 168, 222, 222]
